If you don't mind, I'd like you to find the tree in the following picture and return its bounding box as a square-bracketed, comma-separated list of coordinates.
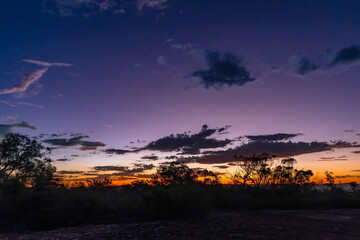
[232, 153, 275, 186]
[0, 133, 57, 188]
[153, 162, 197, 185]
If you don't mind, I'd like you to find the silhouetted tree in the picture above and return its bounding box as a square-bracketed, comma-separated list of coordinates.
[153, 162, 197, 185]
[232, 153, 275, 186]
[197, 169, 220, 185]
[325, 171, 335, 188]
[0, 133, 57, 189]
[86, 178, 112, 187]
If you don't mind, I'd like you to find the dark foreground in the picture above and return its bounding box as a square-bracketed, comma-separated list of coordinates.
[1, 209, 360, 240]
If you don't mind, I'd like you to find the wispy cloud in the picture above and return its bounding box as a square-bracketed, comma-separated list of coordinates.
[0, 68, 48, 95]
[23, 59, 72, 67]
[43, 0, 168, 17]
[137, 0, 168, 11]
[0, 121, 37, 138]
[0, 100, 44, 109]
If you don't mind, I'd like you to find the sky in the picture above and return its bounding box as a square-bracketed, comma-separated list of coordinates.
[1, 0, 360, 184]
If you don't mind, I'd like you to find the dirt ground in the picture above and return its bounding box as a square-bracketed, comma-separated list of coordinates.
[1, 209, 360, 239]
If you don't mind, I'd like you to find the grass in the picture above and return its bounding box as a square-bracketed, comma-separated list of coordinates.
[0, 184, 359, 231]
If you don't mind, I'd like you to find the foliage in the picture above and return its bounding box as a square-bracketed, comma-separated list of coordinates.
[86, 178, 112, 187]
[0, 133, 57, 189]
[231, 154, 313, 186]
[152, 162, 198, 185]
[325, 171, 335, 188]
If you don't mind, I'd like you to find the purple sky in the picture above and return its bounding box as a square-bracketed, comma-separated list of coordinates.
[1, 0, 360, 182]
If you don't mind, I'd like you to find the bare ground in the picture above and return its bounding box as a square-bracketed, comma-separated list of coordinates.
[1, 209, 360, 239]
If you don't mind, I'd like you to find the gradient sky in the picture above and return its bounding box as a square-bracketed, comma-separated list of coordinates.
[1, 0, 360, 183]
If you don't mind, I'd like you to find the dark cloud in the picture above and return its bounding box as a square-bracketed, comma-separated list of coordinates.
[190, 51, 255, 89]
[344, 130, 354, 132]
[328, 45, 360, 67]
[104, 148, 132, 155]
[141, 154, 160, 161]
[164, 155, 178, 160]
[56, 158, 71, 162]
[352, 150, 360, 154]
[92, 164, 155, 177]
[139, 125, 232, 154]
[296, 57, 320, 75]
[351, 170, 360, 172]
[213, 165, 229, 169]
[57, 170, 84, 174]
[43, 136, 105, 151]
[93, 166, 129, 172]
[180, 140, 358, 164]
[0, 121, 37, 137]
[334, 175, 360, 179]
[245, 133, 302, 142]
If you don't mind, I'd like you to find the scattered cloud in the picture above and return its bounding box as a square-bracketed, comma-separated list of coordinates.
[0, 121, 37, 137]
[245, 133, 302, 142]
[0, 68, 48, 95]
[92, 163, 155, 178]
[344, 129, 354, 132]
[138, 125, 232, 154]
[180, 140, 358, 165]
[22, 59, 72, 67]
[189, 51, 255, 89]
[43, 136, 105, 151]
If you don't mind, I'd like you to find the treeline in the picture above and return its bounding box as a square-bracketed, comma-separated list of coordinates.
[1, 134, 360, 231]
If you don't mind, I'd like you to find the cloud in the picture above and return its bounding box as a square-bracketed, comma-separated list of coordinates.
[56, 158, 71, 162]
[22, 59, 72, 67]
[138, 125, 232, 154]
[189, 51, 255, 89]
[180, 140, 358, 165]
[156, 56, 168, 65]
[141, 154, 159, 160]
[104, 148, 132, 155]
[296, 57, 320, 75]
[344, 129, 354, 132]
[0, 100, 44, 109]
[43, 0, 168, 16]
[245, 133, 302, 142]
[137, 0, 168, 11]
[43, 136, 105, 150]
[334, 175, 360, 179]
[0, 121, 37, 137]
[57, 170, 84, 174]
[351, 170, 360, 172]
[352, 150, 360, 154]
[0, 68, 48, 95]
[93, 164, 155, 177]
[293, 45, 360, 75]
[328, 45, 360, 67]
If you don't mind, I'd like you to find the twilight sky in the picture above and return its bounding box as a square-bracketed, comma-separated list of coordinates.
[1, 0, 360, 183]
